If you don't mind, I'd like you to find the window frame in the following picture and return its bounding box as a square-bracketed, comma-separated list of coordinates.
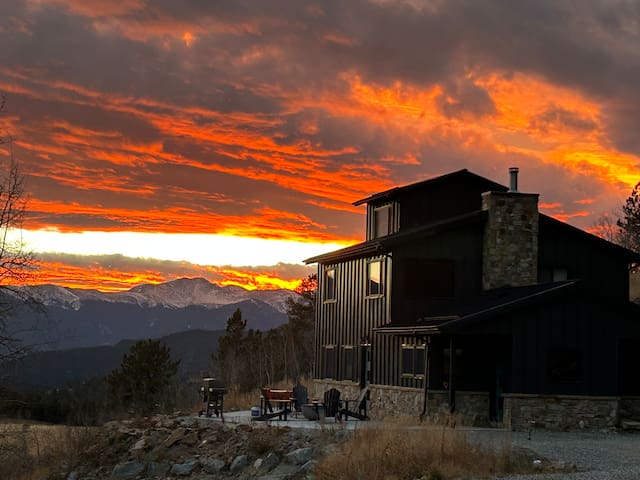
[373, 204, 392, 238]
[366, 259, 384, 298]
[321, 344, 337, 379]
[401, 343, 426, 379]
[323, 267, 337, 303]
[340, 345, 356, 382]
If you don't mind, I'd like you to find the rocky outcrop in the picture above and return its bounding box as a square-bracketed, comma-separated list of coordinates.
[51, 414, 343, 480]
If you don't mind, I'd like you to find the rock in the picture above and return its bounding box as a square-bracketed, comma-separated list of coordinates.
[170, 459, 199, 476]
[254, 458, 264, 469]
[182, 430, 200, 446]
[66, 472, 79, 480]
[258, 463, 299, 480]
[147, 462, 170, 478]
[110, 461, 146, 480]
[261, 452, 280, 472]
[230, 454, 249, 473]
[300, 460, 316, 473]
[201, 458, 226, 474]
[163, 428, 187, 447]
[284, 447, 314, 465]
[130, 437, 147, 452]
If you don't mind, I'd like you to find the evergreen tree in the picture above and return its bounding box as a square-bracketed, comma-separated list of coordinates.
[617, 181, 640, 253]
[106, 339, 180, 414]
[216, 308, 247, 387]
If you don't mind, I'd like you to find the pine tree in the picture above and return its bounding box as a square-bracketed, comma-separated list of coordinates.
[617, 182, 640, 253]
[106, 339, 180, 414]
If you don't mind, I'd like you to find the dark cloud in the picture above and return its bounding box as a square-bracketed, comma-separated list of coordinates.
[1, 0, 638, 260]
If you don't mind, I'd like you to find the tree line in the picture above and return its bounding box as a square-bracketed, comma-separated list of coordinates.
[215, 274, 316, 392]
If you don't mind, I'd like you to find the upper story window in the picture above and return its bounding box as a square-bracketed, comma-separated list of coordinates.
[324, 268, 336, 302]
[367, 260, 383, 297]
[374, 205, 392, 238]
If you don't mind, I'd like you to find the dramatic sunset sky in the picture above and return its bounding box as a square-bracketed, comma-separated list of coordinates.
[1, 0, 639, 292]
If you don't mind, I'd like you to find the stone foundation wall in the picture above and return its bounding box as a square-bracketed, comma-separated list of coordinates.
[503, 394, 619, 431]
[312, 380, 489, 426]
[619, 397, 640, 421]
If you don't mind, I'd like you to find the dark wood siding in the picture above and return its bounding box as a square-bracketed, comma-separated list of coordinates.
[538, 219, 630, 302]
[390, 223, 484, 323]
[463, 292, 628, 396]
[397, 175, 501, 229]
[314, 255, 390, 381]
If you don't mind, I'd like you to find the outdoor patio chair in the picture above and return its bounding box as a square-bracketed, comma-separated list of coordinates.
[323, 388, 342, 418]
[339, 385, 369, 421]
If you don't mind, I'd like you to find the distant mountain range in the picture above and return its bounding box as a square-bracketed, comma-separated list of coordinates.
[4, 278, 297, 351]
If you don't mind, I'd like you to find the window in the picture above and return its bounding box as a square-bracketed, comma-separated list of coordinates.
[340, 345, 356, 381]
[374, 205, 392, 238]
[539, 266, 568, 283]
[401, 343, 425, 378]
[547, 348, 582, 382]
[405, 259, 455, 299]
[367, 260, 383, 297]
[322, 345, 337, 379]
[324, 268, 336, 302]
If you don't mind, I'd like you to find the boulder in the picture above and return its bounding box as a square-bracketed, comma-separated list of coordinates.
[261, 452, 280, 472]
[163, 428, 187, 448]
[146, 462, 171, 478]
[284, 447, 314, 465]
[109, 461, 146, 480]
[230, 454, 249, 473]
[170, 459, 199, 476]
[201, 458, 226, 474]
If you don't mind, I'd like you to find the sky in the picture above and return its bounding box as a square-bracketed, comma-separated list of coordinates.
[1, 0, 639, 292]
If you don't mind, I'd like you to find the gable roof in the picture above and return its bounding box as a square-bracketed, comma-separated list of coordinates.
[304, 210, 487, 264]
[352, 168, 507, 206]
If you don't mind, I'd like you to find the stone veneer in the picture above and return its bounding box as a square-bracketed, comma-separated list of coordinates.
[481, 191, 539, 290]
[312, 380, 489, 426]
[619, 397, 640, 421]
[503, 394, 619, 431]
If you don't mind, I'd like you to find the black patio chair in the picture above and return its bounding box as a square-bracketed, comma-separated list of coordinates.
[323, 388, 342, 418]
[292, 383, 308, 412]
[339, 385, 369, 421]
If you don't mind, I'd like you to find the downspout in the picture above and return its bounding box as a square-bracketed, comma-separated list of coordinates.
[419, 336, 431, 421]
[449, 336, 456, 413]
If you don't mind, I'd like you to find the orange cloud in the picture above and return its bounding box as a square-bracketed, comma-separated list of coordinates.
[30, 256, 311, 292]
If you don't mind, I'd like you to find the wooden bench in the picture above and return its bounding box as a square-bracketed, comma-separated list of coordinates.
[254, 388, 294, 421]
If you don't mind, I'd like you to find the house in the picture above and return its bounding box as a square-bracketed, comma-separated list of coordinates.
[304, 168, 640, 430]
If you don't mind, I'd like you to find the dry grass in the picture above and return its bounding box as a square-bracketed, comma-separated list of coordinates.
[316, 423, 530, 480]
[0, 421, 98, 480]
[222, 387, 260, 411]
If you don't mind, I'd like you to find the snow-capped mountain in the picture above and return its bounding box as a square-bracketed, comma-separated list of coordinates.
[5, 278, 299, 351]
[19, 278, 297, 314]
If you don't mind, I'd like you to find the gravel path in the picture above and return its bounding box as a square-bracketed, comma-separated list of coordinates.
[467, 429, 640, 479]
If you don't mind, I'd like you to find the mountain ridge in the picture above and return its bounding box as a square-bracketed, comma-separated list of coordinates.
[4, 278, 297, 351]
[13, 277, 296, 313]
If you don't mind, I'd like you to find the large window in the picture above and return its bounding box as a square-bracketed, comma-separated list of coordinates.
[374, 205, 392, 238]
[322, 345, 337, 379]
[324, 268, 336, 302]
[401, 343, 425, 378]
[367, 260, 383, 297]
[340, 345, 356, 381]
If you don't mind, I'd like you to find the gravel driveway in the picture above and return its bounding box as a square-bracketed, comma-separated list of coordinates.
[467, 429, 640, 479]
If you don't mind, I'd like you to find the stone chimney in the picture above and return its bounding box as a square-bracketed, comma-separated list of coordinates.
[482, 168, 539, 290]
